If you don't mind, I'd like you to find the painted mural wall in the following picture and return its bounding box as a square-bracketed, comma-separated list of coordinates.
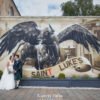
[0, 17, 100, 78]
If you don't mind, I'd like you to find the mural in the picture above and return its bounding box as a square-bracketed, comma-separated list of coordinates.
[0, 19, 100, 78]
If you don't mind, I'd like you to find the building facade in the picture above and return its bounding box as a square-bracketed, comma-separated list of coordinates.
[0, 0, 20, 16]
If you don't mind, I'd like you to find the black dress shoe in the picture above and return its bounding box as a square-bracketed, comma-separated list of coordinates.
[15, 87, 19, 89]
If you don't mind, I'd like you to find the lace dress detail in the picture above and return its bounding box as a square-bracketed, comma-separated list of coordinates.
[0, 61, 15, 90]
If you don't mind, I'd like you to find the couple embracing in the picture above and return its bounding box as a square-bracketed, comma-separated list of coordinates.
[0, 54, 22, 90]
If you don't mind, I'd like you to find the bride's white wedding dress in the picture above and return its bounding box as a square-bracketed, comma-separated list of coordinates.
[0, 61, 15, 90]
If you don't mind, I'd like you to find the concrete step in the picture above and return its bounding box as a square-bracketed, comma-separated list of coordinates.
[19, 79, 100, 87]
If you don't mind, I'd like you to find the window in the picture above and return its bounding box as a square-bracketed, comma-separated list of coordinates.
[96, 22, 100, 26]
[8, 7, 14, 16]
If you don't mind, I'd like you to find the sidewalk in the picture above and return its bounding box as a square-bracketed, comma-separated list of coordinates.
[0, 87, 100, 100]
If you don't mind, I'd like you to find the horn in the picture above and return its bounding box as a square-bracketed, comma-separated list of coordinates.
[49, 24, 55, 33]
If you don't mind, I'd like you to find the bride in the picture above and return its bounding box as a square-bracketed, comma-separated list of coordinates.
[0, 56, 15, 90]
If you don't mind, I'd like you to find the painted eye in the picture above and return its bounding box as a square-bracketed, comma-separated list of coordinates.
[75, 65, 91, 72]
[76, 67, 81, 70]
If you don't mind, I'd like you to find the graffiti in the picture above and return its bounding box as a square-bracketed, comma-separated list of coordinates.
[0, 21, 100, 71]
[32, 68, 52, 77]
[59, 57, 84, 71]
[31, 57, 91, 77]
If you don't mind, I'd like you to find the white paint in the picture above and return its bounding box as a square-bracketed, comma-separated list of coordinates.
[20, 86, 100, 90]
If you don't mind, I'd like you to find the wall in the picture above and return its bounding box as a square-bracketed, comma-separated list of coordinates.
[0, 16, 100, 78]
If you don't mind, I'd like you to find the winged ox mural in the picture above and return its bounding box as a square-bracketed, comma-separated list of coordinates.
[0, 21, 100, 70]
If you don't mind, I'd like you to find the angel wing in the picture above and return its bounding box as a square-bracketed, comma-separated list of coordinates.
[0, 21, 40, 56]
[57, 24, 100, 53]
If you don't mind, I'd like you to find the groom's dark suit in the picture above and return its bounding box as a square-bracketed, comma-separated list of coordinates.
[13, 59, 22, 80]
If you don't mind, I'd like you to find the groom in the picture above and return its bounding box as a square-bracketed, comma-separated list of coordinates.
[13, 54, 22, 89]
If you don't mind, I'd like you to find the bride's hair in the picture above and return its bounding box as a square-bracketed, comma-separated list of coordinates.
[15, 54, 19, 58]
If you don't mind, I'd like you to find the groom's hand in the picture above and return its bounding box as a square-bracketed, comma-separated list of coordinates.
[14, 70, 16, 73]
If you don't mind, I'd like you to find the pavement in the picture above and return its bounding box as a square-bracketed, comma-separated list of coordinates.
[0, 87, 100, 100]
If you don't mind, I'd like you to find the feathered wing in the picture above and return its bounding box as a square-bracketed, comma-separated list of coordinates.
[57, 24, 100, 53]
[0, 21, 40, 56]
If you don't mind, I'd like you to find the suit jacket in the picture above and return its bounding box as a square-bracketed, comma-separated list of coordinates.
[13, 59, 23, 80]
[13, 59, 22, 72]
